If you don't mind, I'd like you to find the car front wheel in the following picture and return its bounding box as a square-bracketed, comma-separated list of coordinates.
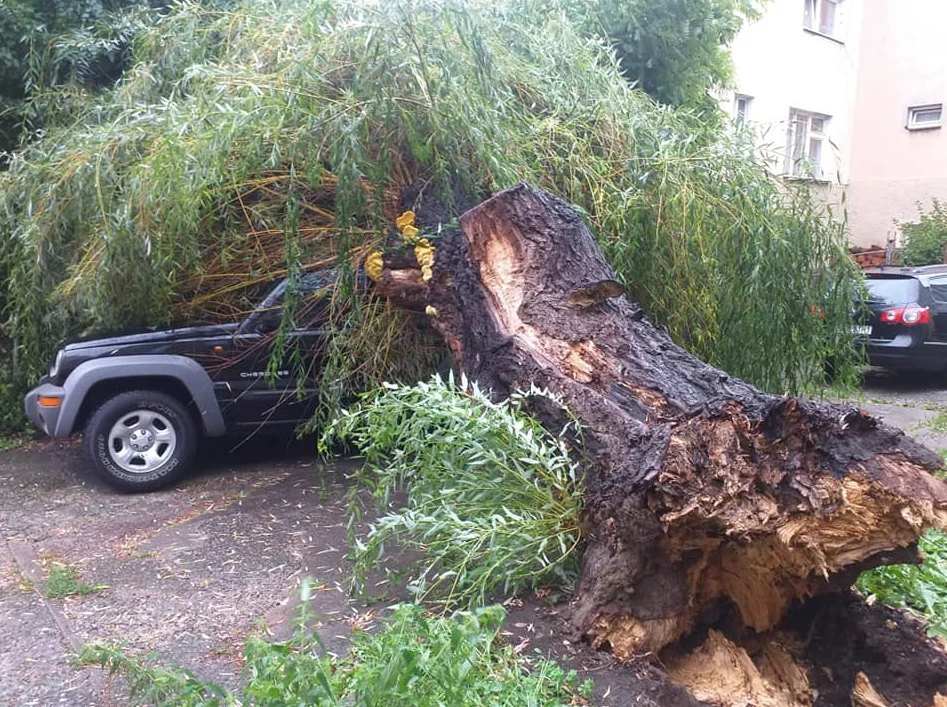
[83, 390, 197, 492]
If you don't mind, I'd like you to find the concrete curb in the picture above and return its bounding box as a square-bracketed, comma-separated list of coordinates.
[7, 539, 84, 654]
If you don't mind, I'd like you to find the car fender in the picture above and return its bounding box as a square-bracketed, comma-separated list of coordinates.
[54, 355, 226, 437]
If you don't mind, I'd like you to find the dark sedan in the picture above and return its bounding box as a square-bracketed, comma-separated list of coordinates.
[859, 264, 947, 373]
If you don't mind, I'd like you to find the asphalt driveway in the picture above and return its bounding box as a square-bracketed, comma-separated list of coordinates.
[855, 368, 947, 453]
[0, 437, 363, 706]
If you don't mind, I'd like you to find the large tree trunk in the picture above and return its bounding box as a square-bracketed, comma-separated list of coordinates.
[374, 183, 947, 705]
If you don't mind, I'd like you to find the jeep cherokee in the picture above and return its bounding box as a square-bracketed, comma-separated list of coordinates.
[24, 273, 332, 492]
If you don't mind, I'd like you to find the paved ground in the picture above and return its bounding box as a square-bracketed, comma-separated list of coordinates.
[2, 370, 946, 707]
[850, 368, 947, 453]
[0, 437, 368, 706]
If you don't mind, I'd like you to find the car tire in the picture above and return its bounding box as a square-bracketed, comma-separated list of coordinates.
[83, 390, 197, 492]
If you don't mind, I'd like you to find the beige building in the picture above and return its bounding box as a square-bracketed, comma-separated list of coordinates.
[723, 0, 947, 246]
[846, 0, 947, 246]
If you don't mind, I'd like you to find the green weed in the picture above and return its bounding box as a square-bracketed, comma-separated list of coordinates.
[857, 529, 947, 639]
[0, 434, 26, 452]
[45, 565, 103, 599]
[322, 375, 583, 607]
[926, 412, 947, 434]
[337, 603, 591, 706]
[81, 581, 591, 706]
[899, 199, 947, 266]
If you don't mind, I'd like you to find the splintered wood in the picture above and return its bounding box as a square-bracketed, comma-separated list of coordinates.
[666, 631, 810, 707]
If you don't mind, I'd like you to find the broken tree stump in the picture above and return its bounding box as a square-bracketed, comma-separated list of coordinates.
[375, 182, 947, 704]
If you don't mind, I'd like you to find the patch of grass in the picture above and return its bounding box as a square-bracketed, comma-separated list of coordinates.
[45, 565, 104, 599]
[322, 375, 584, 607]
[81, 581, 591, 706]
[926, 412, 947, 434]
[857, 529, 947, 639]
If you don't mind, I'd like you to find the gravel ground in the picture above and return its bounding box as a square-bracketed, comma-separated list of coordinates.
[848, 368, 947, 454]
[0, 436, 676, 707]
[0, 437, 365, 706]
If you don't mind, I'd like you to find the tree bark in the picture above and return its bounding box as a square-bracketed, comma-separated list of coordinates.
[376, 182, 947, 704]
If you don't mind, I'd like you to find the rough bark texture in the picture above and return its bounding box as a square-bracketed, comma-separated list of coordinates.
[379, 182, 947, 704]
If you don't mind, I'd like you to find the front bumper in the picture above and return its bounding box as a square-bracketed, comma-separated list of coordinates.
[24, 380, 68, 437]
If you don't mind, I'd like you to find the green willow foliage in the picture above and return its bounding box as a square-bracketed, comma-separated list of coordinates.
[0, 0, 861, 423]
[82, 592, 591, 706]
[1, 0, 146, 155]
[323, 375, 583, 606]
[857, 529, 947, 639]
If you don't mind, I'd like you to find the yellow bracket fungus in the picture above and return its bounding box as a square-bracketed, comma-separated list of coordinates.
[396, 211, 415, 230]
[364, 251, 384, 282]
[392, 211, 435, 281]
[415, 241, 435, 282]
[401, 224, 421, 243]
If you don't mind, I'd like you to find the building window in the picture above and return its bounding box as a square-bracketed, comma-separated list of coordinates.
[906, 104, 943, 131]
[733, 95, 752, 127]
[786, 109, 829, 179]
[804, 0, 843, 39]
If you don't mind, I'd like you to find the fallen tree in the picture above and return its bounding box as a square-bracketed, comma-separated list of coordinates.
[372, 182, 947, 706]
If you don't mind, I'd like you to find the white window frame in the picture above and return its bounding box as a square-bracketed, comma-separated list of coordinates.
[803, 0, 845, 41]
[786, 109, 830, 180]
[733, 94, 752, 127]
[906, 104, 943, 131]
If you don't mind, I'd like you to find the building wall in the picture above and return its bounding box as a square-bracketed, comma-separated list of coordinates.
[724, 0, 864, 185]
[846, 0, 947, 246]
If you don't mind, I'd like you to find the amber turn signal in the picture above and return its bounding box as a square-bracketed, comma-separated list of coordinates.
[37, 395, 62, 408]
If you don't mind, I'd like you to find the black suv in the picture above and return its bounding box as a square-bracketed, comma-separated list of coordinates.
[24, 273, 332, 492]
[860, 265, 947, 374]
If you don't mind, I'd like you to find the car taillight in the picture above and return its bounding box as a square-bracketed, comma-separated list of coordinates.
[903, 307, 929, 324]
[880, 307, 930, 325]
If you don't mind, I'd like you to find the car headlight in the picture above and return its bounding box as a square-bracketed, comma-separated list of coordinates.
[49, 350, 64, 379]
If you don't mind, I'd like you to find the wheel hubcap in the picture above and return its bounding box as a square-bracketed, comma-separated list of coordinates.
[128, 428, 156, 452]
[107, 410, 176, 474]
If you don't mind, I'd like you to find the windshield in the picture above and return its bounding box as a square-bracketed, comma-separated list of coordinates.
[865, 276, 920, 306]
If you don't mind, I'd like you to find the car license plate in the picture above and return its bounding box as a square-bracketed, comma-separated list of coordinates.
[853, 325, 871, 336]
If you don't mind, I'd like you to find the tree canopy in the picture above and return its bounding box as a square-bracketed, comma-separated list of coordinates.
[570, 0, 760, 107]
[0, 0, 757, 157]
[0, 0, 151, 155]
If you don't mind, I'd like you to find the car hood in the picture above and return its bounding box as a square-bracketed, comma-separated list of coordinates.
[62, 323, 239, 352]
